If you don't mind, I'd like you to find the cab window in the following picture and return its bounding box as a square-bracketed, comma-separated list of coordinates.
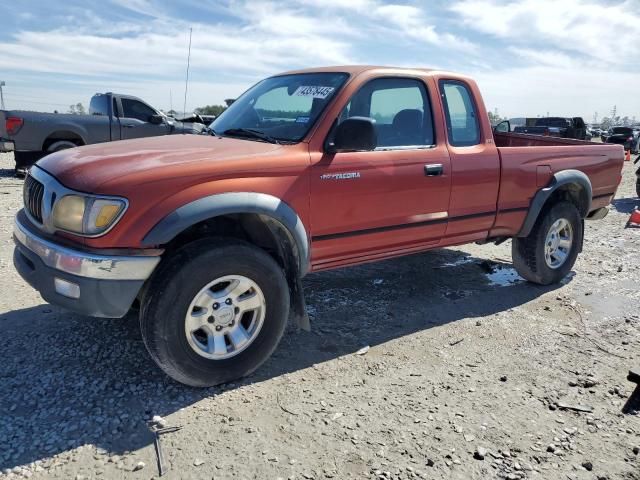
[89, 95, 109, 116]
[340, 77, 434, 149]
[121, 98, 156, 122]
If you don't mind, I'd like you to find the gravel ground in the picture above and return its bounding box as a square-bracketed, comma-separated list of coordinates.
[0, 151, 638, 480]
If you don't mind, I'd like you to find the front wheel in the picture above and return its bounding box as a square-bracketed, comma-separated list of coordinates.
[512, 202, 583, 285]
[140, 238, 290, 387]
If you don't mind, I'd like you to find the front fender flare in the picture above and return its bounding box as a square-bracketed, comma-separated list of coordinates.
[142, 192, 310, 275]
[517, 169, 592, 237]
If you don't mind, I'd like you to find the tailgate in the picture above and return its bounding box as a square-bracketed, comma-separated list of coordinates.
[0, 111, 13, 151]
[0, 111, 6, 138]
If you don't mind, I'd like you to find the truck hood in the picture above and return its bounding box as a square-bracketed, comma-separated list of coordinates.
[36, 134, 290, 193]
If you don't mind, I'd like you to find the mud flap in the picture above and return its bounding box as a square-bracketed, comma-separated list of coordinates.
[289, 274, 310, 331]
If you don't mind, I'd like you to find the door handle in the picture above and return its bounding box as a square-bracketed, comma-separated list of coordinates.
[424, 164, 443, 176]
[122, 123, 135, 128]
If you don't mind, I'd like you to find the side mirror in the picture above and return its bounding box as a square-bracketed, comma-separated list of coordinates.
[327, 117, 377, 153]
[494, 120, 510, 133]
[149, 114, 164, 125]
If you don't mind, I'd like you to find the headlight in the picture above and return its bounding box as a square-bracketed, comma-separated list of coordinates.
[52, 195, 126, 236]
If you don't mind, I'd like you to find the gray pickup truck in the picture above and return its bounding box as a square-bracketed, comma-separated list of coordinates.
[0, 92, 206, 174]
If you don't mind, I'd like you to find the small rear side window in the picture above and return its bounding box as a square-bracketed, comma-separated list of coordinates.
[440, 80, 480, 147]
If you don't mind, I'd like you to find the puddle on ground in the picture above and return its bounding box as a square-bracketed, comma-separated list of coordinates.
[485, 266, 524, 287]
[442, 257, 475, 267]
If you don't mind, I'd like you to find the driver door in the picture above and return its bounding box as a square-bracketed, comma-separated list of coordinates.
[118, 97, 170, 140]
[309, 77, 451, 267]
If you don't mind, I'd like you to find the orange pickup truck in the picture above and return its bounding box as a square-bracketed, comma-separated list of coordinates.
[14, 66, 624, 386]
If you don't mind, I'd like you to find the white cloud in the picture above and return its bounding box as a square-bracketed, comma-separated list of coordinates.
[295, 1, 477, 50]
[1, 0, 637, 119]
[473, 65, 640, 120]
[451, 0, 640, 66]
[0, 1, 356, 111]
[373, 4, 476, 50]
[507, 47, 584, 69]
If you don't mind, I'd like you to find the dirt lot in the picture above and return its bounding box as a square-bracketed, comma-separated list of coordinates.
[0, 151, 638, 480]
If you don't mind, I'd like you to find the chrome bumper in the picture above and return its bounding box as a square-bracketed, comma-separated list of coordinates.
[13, 215, 160, 281]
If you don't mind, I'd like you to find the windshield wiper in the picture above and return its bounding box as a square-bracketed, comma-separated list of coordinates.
[222, 128, 280, 144]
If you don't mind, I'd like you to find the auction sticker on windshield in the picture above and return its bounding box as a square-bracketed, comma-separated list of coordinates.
[293, 86, 335, 99]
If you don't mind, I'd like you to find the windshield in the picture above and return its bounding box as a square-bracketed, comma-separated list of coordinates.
[612, 127, 632, 135]
[211, 72, 349, 143]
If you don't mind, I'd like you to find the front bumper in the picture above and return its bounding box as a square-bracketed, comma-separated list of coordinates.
[0, 138, 14, 152]
[13, 213, 161, 318]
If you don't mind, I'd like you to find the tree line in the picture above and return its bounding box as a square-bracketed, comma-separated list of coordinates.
[194, 99, 235, 117]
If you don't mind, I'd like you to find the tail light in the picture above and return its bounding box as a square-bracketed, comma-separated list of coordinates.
[6, 117, 23, 136]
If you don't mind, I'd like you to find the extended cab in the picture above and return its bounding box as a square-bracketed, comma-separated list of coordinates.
[13, 66, 625, 387]
[0, 92, 206, 174]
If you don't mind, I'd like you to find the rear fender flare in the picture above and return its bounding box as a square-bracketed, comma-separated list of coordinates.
[42, 125, 88, 149]
[142, 192, 310, 275]
[517, 169, 592, 237]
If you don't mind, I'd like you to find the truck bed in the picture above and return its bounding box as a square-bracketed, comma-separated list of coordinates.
[1, 110, 113, 151]
[494, 131, 595, 148]
[491, 131, 624, 237]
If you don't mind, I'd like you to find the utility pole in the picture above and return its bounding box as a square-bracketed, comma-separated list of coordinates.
[0, 81, 5, 110]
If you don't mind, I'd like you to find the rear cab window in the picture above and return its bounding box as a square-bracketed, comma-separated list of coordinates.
[89, 95, 109, 116]
[439, 80, 480, 147]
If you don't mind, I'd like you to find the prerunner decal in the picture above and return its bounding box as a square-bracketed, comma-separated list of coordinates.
[293, 86, 335, 99]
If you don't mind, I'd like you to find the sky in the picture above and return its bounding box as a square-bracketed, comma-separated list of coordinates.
[0, 0, 639, 122]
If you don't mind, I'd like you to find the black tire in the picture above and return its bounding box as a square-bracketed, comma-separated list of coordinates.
[636, 178, 640, 199]
[47, 140, 77, 152]
[140, 238, 290, 387]
[512, 202, 583, 285]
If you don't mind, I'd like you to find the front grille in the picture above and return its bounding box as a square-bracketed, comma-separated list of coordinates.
[24, 174, 45, 223]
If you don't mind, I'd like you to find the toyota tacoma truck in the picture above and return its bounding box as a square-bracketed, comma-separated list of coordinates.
[0, 92, 206, 175]
[13, 66, 624, 387]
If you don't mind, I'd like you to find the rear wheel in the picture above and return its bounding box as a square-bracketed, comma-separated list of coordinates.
[512, 201, 582, 285]
[47, 140, 77, 152]
[140, 238, 290, 387]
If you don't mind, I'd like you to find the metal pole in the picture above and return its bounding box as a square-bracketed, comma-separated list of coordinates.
[0, 81, 5, 110]
[183, 28, 192, 118]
